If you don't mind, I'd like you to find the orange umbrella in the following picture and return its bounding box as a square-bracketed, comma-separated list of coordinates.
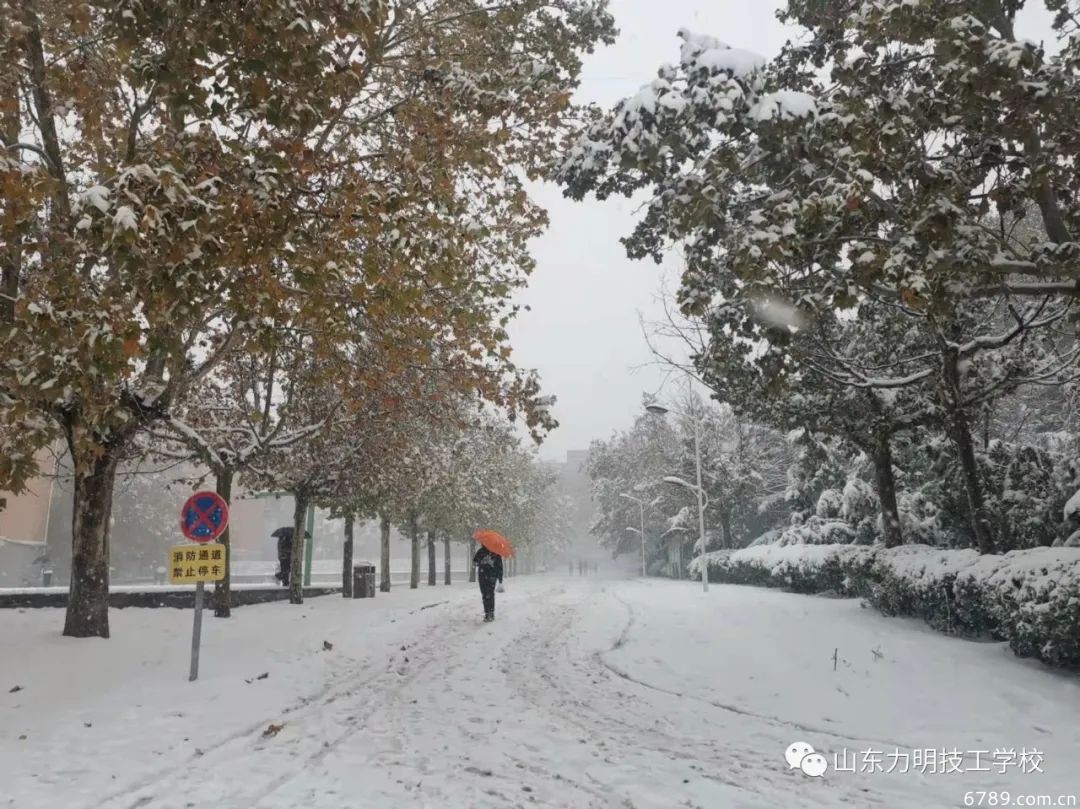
[473, 529, 514, 558]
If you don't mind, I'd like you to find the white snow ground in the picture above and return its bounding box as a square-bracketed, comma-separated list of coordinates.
[3, 578, 1079, 808]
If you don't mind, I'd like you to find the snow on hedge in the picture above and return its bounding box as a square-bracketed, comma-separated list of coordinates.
[1065, 487, 1080, 520]
[706, 544, 1080, 668]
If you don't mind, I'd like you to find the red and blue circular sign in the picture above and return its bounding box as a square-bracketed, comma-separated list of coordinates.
[180, 491, 230, 543]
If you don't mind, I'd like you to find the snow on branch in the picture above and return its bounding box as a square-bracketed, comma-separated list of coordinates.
[167, 417, 226, 471]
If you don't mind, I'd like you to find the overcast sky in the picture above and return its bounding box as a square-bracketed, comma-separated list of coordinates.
[510, 0, 791, 461]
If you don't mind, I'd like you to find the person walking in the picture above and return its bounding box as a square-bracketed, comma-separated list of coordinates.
[275, 527, 293, 587]
[272, 526, 310, 587]
[473, 544, 504, 622]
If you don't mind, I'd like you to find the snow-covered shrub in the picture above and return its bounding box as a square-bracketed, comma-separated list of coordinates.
[984, 442, 1069, 551]
[894, 435, 976, 547]
[896, 489, 948, 546]
[1065, 487, 1080, 522]
[895, 437, 1076, 551]
[775, 516, 854, 546]
[1055, 530, 1080, 548]
[815, 488, 843, 519]
[709, 544, 1080, 669]
[965, 550, 1080, 667]
[841, 478, 876, 522]
[864, 546, 982, 632]
[746, 527, 782, 548]
[710, 543, 874, 595]
[948, 553, 1013, 640]
[783, 430, 850, 521]
[1057, 480, 1080, 547]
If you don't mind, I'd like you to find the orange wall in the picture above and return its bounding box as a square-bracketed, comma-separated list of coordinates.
[0, 453, 55, 545]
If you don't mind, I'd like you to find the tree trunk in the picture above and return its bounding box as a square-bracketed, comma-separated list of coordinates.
[213, 468, 234, 617]
[952, 410, 997, 554]
[444, 535, 451, 584]
[63, 429, 120, 638]
[718, 507, 733, 550]
[289, 492, 309, 604]
[426, 531, 436, 585]
[409, 512, 420, 589]
[871, 432, 904, 549]
[943, 349, 997, 554]
[342, 512, 354, 598]
[379, 514, 391, 592]
[468, 538, 476, 582]
[0, 78, 19, 325]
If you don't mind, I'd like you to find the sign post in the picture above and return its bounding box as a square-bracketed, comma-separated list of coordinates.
[177, 492, 230, 681]
[191, 575, 205, 681]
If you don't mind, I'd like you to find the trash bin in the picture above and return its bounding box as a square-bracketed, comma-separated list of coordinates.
[42, 568, 53, 587]
[352, 564, 376, 598]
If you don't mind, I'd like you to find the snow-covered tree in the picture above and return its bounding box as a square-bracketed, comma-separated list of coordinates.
[587, 391, 788, 575]
[586, 398, 683, 565]
[149, 333, 327, 615]
[560, 9, 1080, 554]
[3, 1, 610, 636]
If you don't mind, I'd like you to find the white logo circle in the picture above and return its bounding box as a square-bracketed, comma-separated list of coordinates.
[784, 742, 827, 777]
[785, 741, 814, 770]
[800, 752, 828, 778]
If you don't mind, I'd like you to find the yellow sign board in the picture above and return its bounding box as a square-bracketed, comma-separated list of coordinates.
[169, 543, 227, 584]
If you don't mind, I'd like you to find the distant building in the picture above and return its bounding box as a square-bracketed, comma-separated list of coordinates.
[543, 449, 599, 561]
[0, 449, 56, 586]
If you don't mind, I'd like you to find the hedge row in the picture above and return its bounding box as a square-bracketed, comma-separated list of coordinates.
[699, 544, 1080, 669]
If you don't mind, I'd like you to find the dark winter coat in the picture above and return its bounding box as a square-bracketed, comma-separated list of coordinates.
[275, 528, 309, 559]
[473, 546, 503, 584]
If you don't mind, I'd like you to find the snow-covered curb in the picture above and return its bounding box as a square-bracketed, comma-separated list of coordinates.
[703, 544, 1080, 669]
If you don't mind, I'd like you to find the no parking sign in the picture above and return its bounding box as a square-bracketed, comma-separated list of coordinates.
[176, 491, 230, 682]
[180, 491, 229, 543]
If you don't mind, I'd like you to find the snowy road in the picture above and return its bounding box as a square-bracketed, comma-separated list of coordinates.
[4, 577, 1080, 808]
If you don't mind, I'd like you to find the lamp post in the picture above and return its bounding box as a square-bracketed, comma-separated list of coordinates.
[619, 492, 647, 577]
[646, 401, 710, 592]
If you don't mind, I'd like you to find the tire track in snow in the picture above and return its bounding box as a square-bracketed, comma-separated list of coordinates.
[245, 582, 595, 808]
[99, 598, 467, 809]
[499, 584, 754, 806]
[600, 589, 916, 752]
[97, 652, 373, 809]
[222, 601, 478, 809]
[506, 584, 895, 808]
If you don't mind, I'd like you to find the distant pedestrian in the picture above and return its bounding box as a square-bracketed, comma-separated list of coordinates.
[473, 545, 504, 622]
[272, 526, 310, 587]
[275, 528, 293, 587]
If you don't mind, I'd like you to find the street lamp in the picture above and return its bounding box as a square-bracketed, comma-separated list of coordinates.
[619, 492, 647, 577]
[646, 401, 710, 592]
